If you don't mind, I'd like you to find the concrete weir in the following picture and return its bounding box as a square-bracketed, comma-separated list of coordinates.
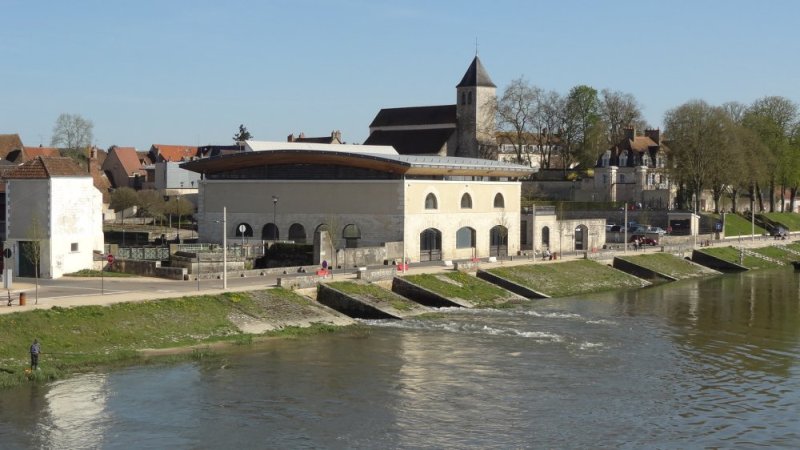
[316, 283, 429, 320]
[475, 269, 550, 299]
[391, 276, 472, 308]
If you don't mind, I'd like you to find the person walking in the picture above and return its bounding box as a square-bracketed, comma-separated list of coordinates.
[30, 339, 40, 370]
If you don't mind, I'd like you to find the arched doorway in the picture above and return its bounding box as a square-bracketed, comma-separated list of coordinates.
[490, 225, 508, 257]
[288, 223, 306, 243]
[574, 224, 588, 251]
[235, 223, 253, 238]
[542, 226, 550, 250]
[262, 223, 279, 240]
[342, 224, 361, 248]
[419, 228, 442, 261]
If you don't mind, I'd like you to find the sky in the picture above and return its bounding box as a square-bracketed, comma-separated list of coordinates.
[2, 0, 799, 151]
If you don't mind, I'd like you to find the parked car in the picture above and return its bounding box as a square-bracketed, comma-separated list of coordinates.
[629, 235, 658, 246]
[646, 226, 667, 236]
[770, 226, 789, 239]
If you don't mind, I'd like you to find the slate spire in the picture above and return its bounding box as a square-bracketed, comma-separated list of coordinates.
[456, 56, 496, 88]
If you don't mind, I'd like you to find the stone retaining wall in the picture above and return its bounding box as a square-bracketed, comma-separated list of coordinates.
[476, 269, 550, 299]
[391, 277, 464, 308]
[316, 284, 400, 319]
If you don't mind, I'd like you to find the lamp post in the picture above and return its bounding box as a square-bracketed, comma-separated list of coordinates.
[272, 195, 279, 240]
[223, 207, 227, 289]
[178, 182, 184, 244]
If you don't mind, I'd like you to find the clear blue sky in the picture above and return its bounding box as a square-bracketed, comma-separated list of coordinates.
[2, 0, 799, 150]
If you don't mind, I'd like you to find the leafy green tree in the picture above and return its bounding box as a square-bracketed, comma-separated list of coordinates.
[559, 85, 603, 171]
[233, 124, 252, 143]
[136, 189, 167, 225]
[110, 187, 139, 224]
[664, 100, 731, 213]
[742, 96, 799, 212]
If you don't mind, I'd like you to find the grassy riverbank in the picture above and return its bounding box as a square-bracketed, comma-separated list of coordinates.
[487, 260, 648, 298]
[698, 243, 800, 269]
[402, 272, 523, 308]
[0, 289, 346, 389]
[616, 253, 714, 280]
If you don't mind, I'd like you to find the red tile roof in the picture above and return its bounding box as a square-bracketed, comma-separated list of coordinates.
[151, 144, 198, 162]
[0, 134, 24, 160]
[109, 146, 145, 176]
[23, 146, 61, 160]
[6, 157, 90, 179]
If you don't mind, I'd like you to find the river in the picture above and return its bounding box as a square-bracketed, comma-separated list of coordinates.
[1, 269, 799, 449]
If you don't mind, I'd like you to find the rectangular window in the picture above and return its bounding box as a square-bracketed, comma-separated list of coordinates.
[71, 243, 79, 252]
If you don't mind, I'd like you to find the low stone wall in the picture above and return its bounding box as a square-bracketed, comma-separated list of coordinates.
[453, 260, 480, 271]
[356, 267, 396, 282]
[613, 257, 677, 282]
[277, 274, 323, 290]
[111, 259, 187, 280]
[476, 269, 550, 299]
[316, 284, 400, 319]
[391, 277, 464, 308]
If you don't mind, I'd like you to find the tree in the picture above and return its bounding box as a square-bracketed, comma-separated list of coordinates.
[495, 77, 542, 165]
[21, 217, 45, 304]
[598, 89, 646, 145]
[51, 113, 94, 161]
[664, 100, 731, 213]
[110, 187, 139, 224]
[559, 85, 603, 172]
[233, 124, 252, 143]
[742, 96, 799, 212]
[136, 189, 167, 225]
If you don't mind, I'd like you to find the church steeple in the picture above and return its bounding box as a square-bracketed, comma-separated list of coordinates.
[456, 56, 496, 88]
[455, 56, 497, 158]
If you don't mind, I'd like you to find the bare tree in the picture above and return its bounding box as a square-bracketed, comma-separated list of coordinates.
[599, 89, 647, 145]
[21, 217, 45, 304]
[495, 77, 542, 165]
[51, 113, 94, 161]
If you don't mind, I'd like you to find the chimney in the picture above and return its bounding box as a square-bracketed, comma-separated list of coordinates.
[645, 128, 660, 145]
[624, 127, 635, 140]
[287, 133, 295, 142]
[88, 147, 98, 174]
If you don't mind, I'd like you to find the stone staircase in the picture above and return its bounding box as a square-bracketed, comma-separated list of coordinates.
[773, 244, 800, 258]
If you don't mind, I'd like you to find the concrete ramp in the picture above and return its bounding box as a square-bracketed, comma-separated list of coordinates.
[317, 282, 430, 320]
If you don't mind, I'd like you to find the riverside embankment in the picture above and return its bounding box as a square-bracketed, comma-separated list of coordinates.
[1, 236, 796, 389]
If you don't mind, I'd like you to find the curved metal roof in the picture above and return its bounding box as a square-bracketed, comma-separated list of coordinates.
[180, 148, 534, 178]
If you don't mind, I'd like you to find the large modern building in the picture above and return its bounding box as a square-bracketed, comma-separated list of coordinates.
[181, 142, 533, 264]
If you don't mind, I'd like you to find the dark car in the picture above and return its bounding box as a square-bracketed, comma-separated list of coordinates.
[771, 226, 789, 239]
[629, 235, 657, 246]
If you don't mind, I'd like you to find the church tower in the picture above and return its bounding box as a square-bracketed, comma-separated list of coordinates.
[455, 56, 497, 158]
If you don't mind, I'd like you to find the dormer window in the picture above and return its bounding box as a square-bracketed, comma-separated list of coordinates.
[601, 151, 611, 167]
[619, 151, 628, 167]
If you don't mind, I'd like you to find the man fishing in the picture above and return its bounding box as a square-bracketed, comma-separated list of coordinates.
[30, 339, 40, 370]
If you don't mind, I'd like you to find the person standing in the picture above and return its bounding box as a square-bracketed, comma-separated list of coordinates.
[30, 339, 40, 370]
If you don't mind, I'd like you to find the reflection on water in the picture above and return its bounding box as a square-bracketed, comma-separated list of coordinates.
[0, 269, 798, 448]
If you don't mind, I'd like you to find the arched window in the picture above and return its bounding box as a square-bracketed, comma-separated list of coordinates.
[262, 223, 279, 240]
[456, 227, 476, 249]
[461, 92, 466, 105]
[234, 223, 253, 237]
[642, 154, 651, 167]
[493, 193, 505, 208]
[342, 224, 361, 248]
[288, 223, 306, 244]
[467, 91, 473, 105]
[425, 193, 438, 210]
[461, 193, 472, 209]
[542, 226, 550, 248]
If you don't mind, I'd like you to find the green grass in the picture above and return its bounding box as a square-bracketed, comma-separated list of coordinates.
[0, 289, 342, 389]
[750, 246, 796, 264]
[698, 246, 782, 270]
[488, 260, 647, 298]
[65, 269, 138, 277]
[327, 281, 417, 312]
[617, 253, 710, 279]
[403, 272, 522, 308]
[762, 212, 800, 231]
[718, 213, 766, 236]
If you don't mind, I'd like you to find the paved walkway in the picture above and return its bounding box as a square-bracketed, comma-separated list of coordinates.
[1, 233, 793, 315]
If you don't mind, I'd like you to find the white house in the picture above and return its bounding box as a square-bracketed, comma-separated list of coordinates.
[4, 157, 104, 279]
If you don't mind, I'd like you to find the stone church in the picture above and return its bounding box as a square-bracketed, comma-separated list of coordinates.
[364, 56, 497, 158]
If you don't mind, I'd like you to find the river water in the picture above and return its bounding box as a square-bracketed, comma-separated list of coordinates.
[1, 269, 799, 449]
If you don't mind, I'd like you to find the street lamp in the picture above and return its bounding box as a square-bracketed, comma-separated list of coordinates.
[178, 182, 184, 244]
[272, 195, 279, 240]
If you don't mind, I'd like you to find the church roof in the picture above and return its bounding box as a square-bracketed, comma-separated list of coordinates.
[363, 128, 454, 155]
[456, 56, 496, 88]
[369, 105, 456, 128]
